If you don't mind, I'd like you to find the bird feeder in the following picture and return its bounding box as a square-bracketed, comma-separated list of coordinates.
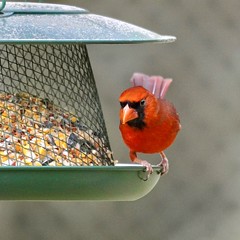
[0, 1, 176, 201]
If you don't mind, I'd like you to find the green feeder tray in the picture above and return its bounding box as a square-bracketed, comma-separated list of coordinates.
[0, 164, 161, 201]
[0, 1, 175, 201]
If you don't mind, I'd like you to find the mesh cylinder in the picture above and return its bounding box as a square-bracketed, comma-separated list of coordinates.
[0, 44, 114, 166]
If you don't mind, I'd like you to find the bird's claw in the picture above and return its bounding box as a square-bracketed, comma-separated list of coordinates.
[133, 159, 153, 180]
[137, 160, 153, 173]
[158, 157, 169, 175]
[140, 160, 153, 179]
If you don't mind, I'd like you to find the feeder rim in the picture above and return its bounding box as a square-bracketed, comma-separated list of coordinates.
[0, 38, 176, 45]
[0, 164, 162, 172]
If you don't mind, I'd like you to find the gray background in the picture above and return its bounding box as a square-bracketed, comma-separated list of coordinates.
[2, 1, 240, 239]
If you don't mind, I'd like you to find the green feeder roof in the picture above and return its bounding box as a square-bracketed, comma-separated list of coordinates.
[0, 2, 176, 44]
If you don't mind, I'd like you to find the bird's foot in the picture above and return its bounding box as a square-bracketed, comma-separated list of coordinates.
[140, 160, 153, 174]
[133, 159, 153, 177]
[130, 151, 153, 178]
[158, 152, 169, 175]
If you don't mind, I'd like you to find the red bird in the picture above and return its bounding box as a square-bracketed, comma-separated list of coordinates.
[119, 73, 181, 175]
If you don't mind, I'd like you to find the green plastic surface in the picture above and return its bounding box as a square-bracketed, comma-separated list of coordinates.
[0, 164, 161, 201]
[0, 2, 176, 44]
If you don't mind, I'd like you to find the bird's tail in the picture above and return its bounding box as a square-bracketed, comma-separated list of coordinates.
[130, 73, 172, 99]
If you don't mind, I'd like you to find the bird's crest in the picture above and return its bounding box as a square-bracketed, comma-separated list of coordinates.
[130, 73, 172, 99]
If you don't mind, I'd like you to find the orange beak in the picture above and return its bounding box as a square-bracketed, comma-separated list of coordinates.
[120, 104, 138, 124]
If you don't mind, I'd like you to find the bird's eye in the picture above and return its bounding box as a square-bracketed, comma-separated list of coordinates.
[120, 101, 127, 108]
[140, 99, 146, 106]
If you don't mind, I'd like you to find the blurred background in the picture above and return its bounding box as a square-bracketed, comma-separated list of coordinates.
[2, 0, 240, 239]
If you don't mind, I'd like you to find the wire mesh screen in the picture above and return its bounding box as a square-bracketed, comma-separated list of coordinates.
[0, 44, 114, 166]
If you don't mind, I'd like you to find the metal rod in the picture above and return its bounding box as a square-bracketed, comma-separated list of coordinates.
[0, 0, 6, 12]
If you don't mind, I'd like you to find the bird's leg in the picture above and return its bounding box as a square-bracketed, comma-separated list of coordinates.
[129, 150, 153, 174]
[158, 151, 169, 175]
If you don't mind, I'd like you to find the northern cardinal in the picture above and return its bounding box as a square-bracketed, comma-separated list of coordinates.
[119, 73, 181, 176]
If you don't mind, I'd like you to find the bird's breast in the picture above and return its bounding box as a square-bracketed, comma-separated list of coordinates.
[119, 120, 179, 154]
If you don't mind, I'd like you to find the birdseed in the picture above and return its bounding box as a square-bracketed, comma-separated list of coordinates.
[0, 92, 114, 166]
